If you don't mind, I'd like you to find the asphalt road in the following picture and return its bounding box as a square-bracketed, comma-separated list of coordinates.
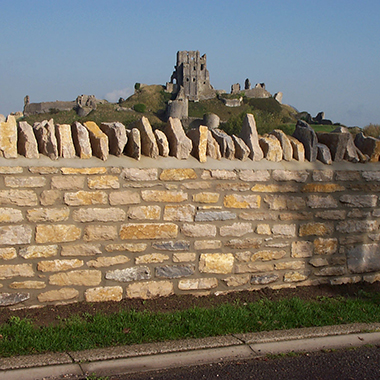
[109, 345, 380, 380]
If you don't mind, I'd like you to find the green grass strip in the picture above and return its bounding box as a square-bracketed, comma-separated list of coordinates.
[1, 294, 380, 357]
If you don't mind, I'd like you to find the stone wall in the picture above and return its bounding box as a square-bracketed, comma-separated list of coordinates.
[1, 160, 380, 308]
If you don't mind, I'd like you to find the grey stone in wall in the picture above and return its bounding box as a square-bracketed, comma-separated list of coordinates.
[347, 244, 380, 273]
[292, 120, 318, 162]
[317, 143, 332, 165]
[239, 114, 263, 161]
[18, 121, 39, 158]
[105, 266, 150, 282]
[250, 274, 279, 285]
[155, 264, 194, 278]
[0, 292, 30, 306]
[100, 122, 128, 156]
[195, 211, 237, 222]
[317, 132, 351, 162]
[354, 132, 380, 162]
[152, 241, 190, 251]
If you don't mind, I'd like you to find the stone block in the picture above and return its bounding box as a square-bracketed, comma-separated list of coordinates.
[194, 240, 222, 250]
[88, 175, 120, 189]
[173, 252, 197, 262]
[287, 135, 305, 161]
[126, 205, 161, 220]
[152, 240, 190, 251]
[312, 169, 334, 182]
[122, 168, 158, 181]
[155, 264, 194, 278]
[317, 143, 332, 164]
[216, 183, 251, 192]
[0, 225, 32, 245]
[135, 253, 169, 264]
[64, 191, 108, 206]
[239, 211, 278, 221]
[55, 124, 76, 158]
[274, 261, 305, 270]
[73, 207, 125, 223]
[283, 271, 309, 282]
[100, 122, 127, 156]
[178, 278, 218, 290]
[33, 119, 59, 160]
[84, 225, 117, 241]
[18, 121, 39, 158]
[195, 211, 236, 222]
[251, 250, 286, 262]
[222, 275, 250, 287]
[0, 264, 34, 279]
[220, 222, 253, 237]
[299, 222, 334, 236]
[154, 129, 169, 157]
[256, 224, 271, 235]
[232, 135, 250, 161]
[163, 204, 196, 222]
[336, 220, 377, 234]
[314, 210, 346, 220]
[85, 286, 123, 302]
[0, 115, 17, 158]
[0, 292, 30, 306]
[0, 247, 17, 260]
[61, 244, 102, 257]
[206, 130, 222, 160]
[26, 207, 70, 222]
[251, 184, 299, 193]
[87, 255, 130, 268]
[125, 128, 141, 160]
[4, 176, 46, 188]
[272, 224, 296, 238]
[71, 121, 92, 159]
[132, 117, 159, 158]
[187, 125, 208, 162]
[36, 225, 81, 244]
[10, 281, 46, 289]
[201, 169, 237, 180]
[160, 169, 197, 181]
[120, 223, 178, 240]
[0, 208, 23, 223]
[109, 190, 140, 205]
[272, 170, 309, 183]
[339, 194, 377, 208]
[239, 114, 263, 161]
[309, 258, 329, 267]
[313, 238, 338, 255]
[83, 121, 109, 160]
[211, 129, 235, 159]
[38, 259, 84, 272]
[347, 244, 380, 273]
[105, 266, 150, 282]
[51, 176, 85, 190]
[0, 166, 23, 174]
[19, 245, 58, 259]
[181, 223, 216, 237]
[302, 183, 345, 193]
[354, 132, 380, 162]
[292, 120, 318, 162]
[306, 195, 338, 209]
[238, 169, 270, 182]
[291, 241, 313, 258]
[199, 253, 234, 274]
[38, 288, 79, 303]
[270, 129, 293, 161]
[142, 190, 187, 203]
[317, 132, 351, 161]
[259, 135, 282, 162]
[126, 281, 174, 299]
[224, 194, 260, 209]
[279, 212, 313, 221]
[49, 270, 102, 286]
[105, 243, 147, 252]
[225, 238, 263, 249]
[61, 167, 107, 175]
[165, 117, 192, 159]
[192, 192, 219, 203]
[250, 274, 278, 285]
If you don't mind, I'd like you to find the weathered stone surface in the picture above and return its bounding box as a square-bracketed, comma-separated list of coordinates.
[33, 119, 59, 160]
[165, 117, 192, 159]
[64, 191, 108, 206]
[160, 169, 197, 181]
[361, 171, 380, 182]
[222, 275, 250, 287]
[26, 207, 70, 223]
[206, 130, 222, 160]
[287, 135, 305, 161]
[239, 211, 278, 221]
[225, 238, 263, 249]
[122, 168, 158, 181]
[0, 247, 17, 260]
[363, 273, 380, 284]
[224, 194, 260, 209]
[272, 224, 297, 238]
[315, 210, 346, 220]
[0, 208, 23, 223]
[88, 175, 120, 189]
[100, 122, 127, 156]
[0, 166, 23, 174]
[85, 286, 123, 302]
[18, 121, 39, 158]
[309, 257, 329, 267]
[0, 264, 34, 279]
[126, 205, 161, 220]
[110, 190, 140, 205]
[73, 207, 125, 222]
[87, 255, 130, 268]
[120, 223, 178, 240]
[236, 263, 273, 274]
[61, 167, 107, 175]
[105, 243, 147, 253]
[192, 192, 219, 203]
[155, 264, 194, 278]
[194, 240, 222, 250]
[195, 211, 236, 222]
[336, 220, 377, 234]
[251, 250, 286, 262]
[83, 121, 109, 160]
[135, 253, 169, 264]
[61, 244, 102, 256]
[306, 195, 338, 209]
[51, 176, 85, 190]
[173, 252, 197, 262]
[154, 129, 169, 157]
[259, 135, 282, 162]
[142, 190, 187, 203]
[291, 241, 313, 257]
[38, 259, 84, 272]
[211, 129, 235, 159]
[272, 170, 308, 183]
[125, 128, 141, 160]
[181, 223, 216, 237]
[299, 222, 334, 236]
[163, 204, 196, 222]
[152, 240, 190, 251]
[0, 115, 18, 158]
[5, 176, 46, 188]
[84, 225, 117, 241]
[199, 253, 234, 274]
[50, 270, 102, 286]
[275, 261, 306, 270]
[317, 132, 351, 162]
[126, 281, 174, 299]
[256, 224, 271, 235]
[55, 124, 76, 158]
[232, 135, 250, 161]
[105, 266, 150, 282]
[313, 170, 334, 182]
[313, 238, 338, 255]
[187, 126, 208, 162]
[179, 278, 218, 290]
[314, 266, 346, 276]
[270, 130, 293, 161]
[251, 184, 299, 193]
[220, 222, 253, 237]
[201, 169, 237, 180]
[317, 143, 332, 164]
[71, 121, 92, 158]
[9, 281, 46, 289]
[354, 132, 380, 162]
[132, 117, 159, 158]
[0, 292, 30, 306]
[19, 245, 58, 259]
[279, 212, 313, 221]
[36, 225, 81, 244]
[239, 114, 263, 161]
[264, 195, 305, 210]
[238, 170, 270, 182]
[302, 183, 345, 193]
[292, 120, 318, 162]
[38, 288, 79, 303]
[339, 194, 377, 208]
[251, 274, 278, 285]
[215, 183, 251, 192]
[0, 225, 32, 245]
[335, 171, 361, 181]
[283, 271, 309, 282]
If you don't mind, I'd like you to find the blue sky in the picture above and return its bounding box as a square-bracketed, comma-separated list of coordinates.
[1, 0, 379, 127]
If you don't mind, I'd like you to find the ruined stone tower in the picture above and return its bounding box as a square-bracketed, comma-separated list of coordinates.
[167, 51, 215, 101]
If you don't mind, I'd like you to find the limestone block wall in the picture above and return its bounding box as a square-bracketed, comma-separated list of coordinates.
[1, 160, 380, 308]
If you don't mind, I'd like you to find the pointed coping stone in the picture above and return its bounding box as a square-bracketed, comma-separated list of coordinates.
[132, 116, 159, 159]
[331, 126, 360, 162]
[55, 124, 76, 158]
[71, 121, 92, 159]
[206, 130, 221, 160]
[125, 128, 141, 160]
[0, 115, 18, 158]
[211, 128, 235, 159]
[287, 135, 305, 162]
[83, 121, 109, 161]
[154, 129, 169, 157]
[18, 121, 39, 158]
[354, 132, 380, 162]
[33, 119, 59, 160]
[239, 113, 263, 161]
[317, 143, 332, 164]
[317, 132, 352, 162]
[100, 122, 128, 156]
[292, 120, 318, 162]
[270, 129, 293, 161]
[259, 135, 283, 162]
[187, 125, 208, 163]
[232, 135, 250, 161]
[164, 117, 192, 159]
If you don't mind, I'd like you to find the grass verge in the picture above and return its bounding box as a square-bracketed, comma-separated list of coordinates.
[1, 293, 380, 358]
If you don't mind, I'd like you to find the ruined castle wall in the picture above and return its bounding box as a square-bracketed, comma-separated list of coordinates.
[1, 156, 379, 308]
